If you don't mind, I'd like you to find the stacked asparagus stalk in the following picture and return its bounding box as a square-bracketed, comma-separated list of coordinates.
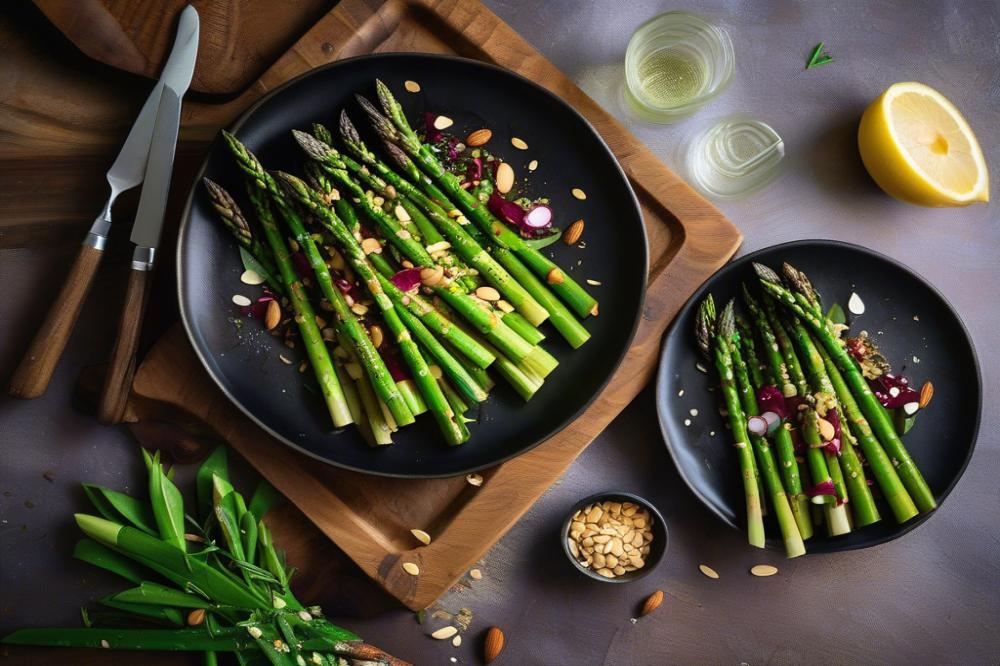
[696, 262, 935, 556]
[2, 447, 409, 665]
[206, 80, 598, 446]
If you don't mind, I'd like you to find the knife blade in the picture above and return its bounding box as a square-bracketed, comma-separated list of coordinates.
[129, 86, 181, 260]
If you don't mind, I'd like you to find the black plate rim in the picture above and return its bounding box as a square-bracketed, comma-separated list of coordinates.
[654, 238, 982, 552]
[176, 52, 648, 479]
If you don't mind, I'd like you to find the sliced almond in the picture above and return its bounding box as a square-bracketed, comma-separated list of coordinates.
[546, 267, 564, 285]
[345, 363, 363, 380]
[278, 355, 293, 365]
[750, 564, 779, 577]
[586, 279, 602, 286]
[241, 269, 265, 285]
[265, 300, 281, 331]
[394, 204, 411, 222]
[404, 80, 421, 93]
[402, 562, 420, 576]
[431, 626, 458, 640]
[475, 286, 501, 301]
[466, 473, 483, 487]
[816, 417, 836, 442]
[571, 187, 587, 200]
[187, 608, 206, 626]
[232, 294, 252, 307]
[370, 324, 384, 348]
[433, 115, 454, 130]
[469, 568, 482, 580]
[528, 159, 539, 171]
[452, 634, 462, 647]
[351, 303, 369, 316]
[496, 299, 514, 313]
[510, 137, 528, 150]
[426, 241, 452, 254]
[361, 237, 382, 255]
[563, 219, 584, 245]
[918, 380, 934, 408]
[410, 529, 432, 545]
[699, 564, 720, 579]
[496, 162, 515, 194]
[420, 265, 445, 287]
[466, 129, 492, 146]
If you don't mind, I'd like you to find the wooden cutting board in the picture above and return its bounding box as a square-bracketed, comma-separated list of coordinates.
[33, 0, 742, 610]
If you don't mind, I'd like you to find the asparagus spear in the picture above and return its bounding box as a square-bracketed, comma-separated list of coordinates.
[697, 296, 765, 549]
[755, 262, 937, 513]
[729, 307, 806, 557]
[243, 187, 352, 428]
[221, 131, 414, 428]
[202, 178, 281, 291]
[277, 172, 468, 445]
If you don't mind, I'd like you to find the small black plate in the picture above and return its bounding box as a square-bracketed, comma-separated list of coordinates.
[177, 54, 647, 478]
[655, 240, 981, 552]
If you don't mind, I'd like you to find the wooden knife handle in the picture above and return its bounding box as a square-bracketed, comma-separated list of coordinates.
[98, 267, 152, 424]
[8, 243, 104, 399]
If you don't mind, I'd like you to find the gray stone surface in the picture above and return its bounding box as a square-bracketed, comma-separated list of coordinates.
[2, 1, 998, 664]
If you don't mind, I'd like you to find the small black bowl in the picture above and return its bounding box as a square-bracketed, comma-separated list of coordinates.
[561, 492, 668, 583]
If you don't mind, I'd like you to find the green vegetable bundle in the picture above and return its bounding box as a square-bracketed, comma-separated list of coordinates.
[2, 447, 409, 666]
[206, 80, 599, 447]
[695, 261, 935, 556]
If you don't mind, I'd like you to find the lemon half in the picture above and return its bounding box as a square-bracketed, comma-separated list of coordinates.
[858, 82, 989, 207]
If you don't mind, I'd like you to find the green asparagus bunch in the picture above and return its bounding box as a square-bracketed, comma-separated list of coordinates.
[696, 262, 935, 554]
[2, 447, 410, 666]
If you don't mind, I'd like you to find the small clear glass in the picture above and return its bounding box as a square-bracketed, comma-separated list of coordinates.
[624, 12, 735, 123]
[683, 114, 786, 200]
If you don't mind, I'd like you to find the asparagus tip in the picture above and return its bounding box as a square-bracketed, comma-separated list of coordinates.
[339, 109, 361, 145]
[752, 262, 783, 285]
[292, 128, 333, 160]
[719, 299, 737, 338]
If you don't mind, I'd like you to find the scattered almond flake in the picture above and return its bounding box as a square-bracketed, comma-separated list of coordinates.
[913, 315, 920, 321]
[695, 362, 708, 374]
[452, 635, 462, 647]
[750, 564, 779, 577]
[241, 269, 265, 285]
[683, 419, 691, 426]
[273, 596, 287, 609]
[434, 115, 454, 130]
[571, 188, 587, 200]
[678, 389, 685, 397]
[279, 355, 293, 365]
[232, 294, 252, 307]
[848, 292, 865, 315]
[689, 408, 699, 416]
[430, 626, 458, 640]
[411, 529, 432, 545]
[404, 80, 421, 93]
[298, 610, 313, 622]
[586, 279, 602, 286]
[578, 241, 587, 248]
[699, 564, 720, 579]
[402, 562, 420, 576]
[709, 431, 716, 436]
[469, 568, 482, 580]
[528, 159, 539, 171]
[511, 137, 528, 150]
[100, 639, 110, 649]
[247, 626, 263, 639]
[912, 355, 921, 364]
[395, 204, 411, 222]
[450, 658, 458, 663]
[630, 618, 638, 625]
[466, 473, 483, 486]
[426, 240, 451, 254]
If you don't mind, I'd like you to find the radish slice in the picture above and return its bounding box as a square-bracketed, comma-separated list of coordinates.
[523, 204, 553, 229]
[760, 411, 781, 434]
[747, 415, 768, 437]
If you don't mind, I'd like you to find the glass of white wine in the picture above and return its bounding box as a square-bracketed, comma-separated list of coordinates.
[624, 12, 735, 123]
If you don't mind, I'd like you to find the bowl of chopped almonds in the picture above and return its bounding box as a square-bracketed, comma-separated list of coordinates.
[562, 492, 668, 582]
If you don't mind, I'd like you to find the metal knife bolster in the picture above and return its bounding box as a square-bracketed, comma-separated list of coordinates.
[131, 246, 157, 271]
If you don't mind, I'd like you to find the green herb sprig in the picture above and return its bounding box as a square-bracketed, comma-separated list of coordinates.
[806, 42, 834, 69]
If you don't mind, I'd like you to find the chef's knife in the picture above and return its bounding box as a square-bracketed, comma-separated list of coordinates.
[8, 5, 200, 399]
[98, 12, 199, 424]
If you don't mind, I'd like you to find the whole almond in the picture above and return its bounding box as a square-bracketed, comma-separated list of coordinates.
[264, 300, 281, 331]
[467, 129, 493, 146]
[187, 608, 206, 626]
[546, 267, 564, 285]
[918, 380, 933, 408]
[496, 162, 515, 194]
[370, 324, 384, 349]
[483, 626, 505, 664]
[563, 219, 584, 245]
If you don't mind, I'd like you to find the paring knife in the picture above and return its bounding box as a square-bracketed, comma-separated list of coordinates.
[98, 10, 199, 424]
[8, 5, 201, 400]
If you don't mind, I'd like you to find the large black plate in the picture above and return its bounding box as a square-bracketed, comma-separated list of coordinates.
[178, 54, 647, 478]
[656, 240, 980, 551]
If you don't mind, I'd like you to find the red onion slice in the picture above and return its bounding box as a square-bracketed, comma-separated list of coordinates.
[757, 385, 788, 419]
[523, 204, 553, 229]
[747, 415, 768, 437]
[807, 480, 837, 504]
[390, 268, 423, 292]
